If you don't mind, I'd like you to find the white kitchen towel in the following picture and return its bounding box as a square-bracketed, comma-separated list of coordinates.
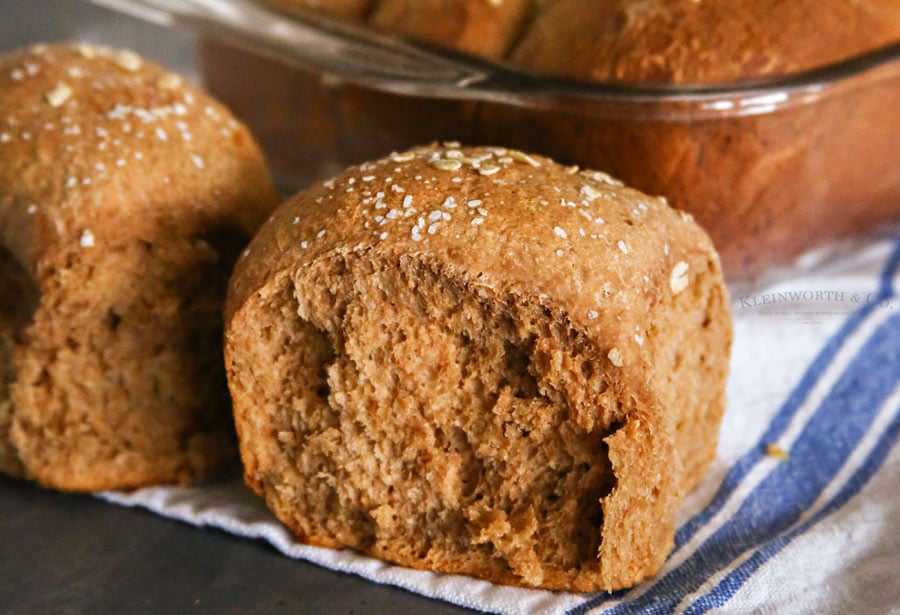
[100, 235, 900, 615]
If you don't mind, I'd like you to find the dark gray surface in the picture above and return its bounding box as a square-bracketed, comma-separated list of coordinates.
[0, 2, 477, 613]
[0, 476, 478, 614]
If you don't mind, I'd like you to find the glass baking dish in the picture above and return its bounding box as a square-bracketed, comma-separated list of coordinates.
[84, 0, 900, 279]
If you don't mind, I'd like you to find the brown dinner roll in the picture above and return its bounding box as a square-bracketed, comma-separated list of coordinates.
[0, 43, 279, 490]
[224, 144, 732, 591]
[478, 0, 900, 277]
[510, 0, 900, 84]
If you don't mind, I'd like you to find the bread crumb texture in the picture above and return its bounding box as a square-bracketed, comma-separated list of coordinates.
[0, 43, 279, 490]
[225, 144, 732, 591]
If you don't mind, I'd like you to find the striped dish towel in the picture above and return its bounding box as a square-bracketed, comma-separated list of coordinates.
[101, 235, 900, 615]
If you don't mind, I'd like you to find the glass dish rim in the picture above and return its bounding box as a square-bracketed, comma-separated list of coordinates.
[84, 0, 900, 115]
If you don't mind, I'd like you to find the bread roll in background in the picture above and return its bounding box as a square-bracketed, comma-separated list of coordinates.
[260, 0, 374, 19]
[509, 0, 900, 84]
[479, 0, 900, 277]
[370, 0, 533, 59]
[225, 143, 732, 591]
[333, 0, 542, 178]
[0, 44, 279, 490]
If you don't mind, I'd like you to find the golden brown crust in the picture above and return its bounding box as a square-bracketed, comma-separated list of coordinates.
[477, 0, 900, 277]
[0, 43, 279, 490]
[480, 74, 900, 278]
[227, 145, 714, 338]
[370, 0, 533, 59]
[510, 0, 900, 84]
[225, 144, 731, 591]
[0, 43, 275, 279]
[259, 0, 375, 19]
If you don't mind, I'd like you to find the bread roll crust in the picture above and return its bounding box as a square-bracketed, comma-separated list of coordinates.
[511, 0, 900, 84]
[479, 0, 900, 277]
[226, 144, 731, 590]
[370, 0, 533, 59]
[260, 0, 375, 19]
[0, 44, 279, 489]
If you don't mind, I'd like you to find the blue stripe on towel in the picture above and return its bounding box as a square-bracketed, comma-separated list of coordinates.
[567, 237, 900, 615]
[613, 312, 899, 615]
[672, 239, 900, 554]
[686, 381, 900, 615]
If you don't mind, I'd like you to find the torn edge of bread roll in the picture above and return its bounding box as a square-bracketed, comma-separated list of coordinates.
[225, 143, 731, 591]
[0, 43, 279, 490]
